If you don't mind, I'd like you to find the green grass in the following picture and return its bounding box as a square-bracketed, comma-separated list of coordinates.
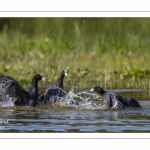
[0, 18, 150, 90]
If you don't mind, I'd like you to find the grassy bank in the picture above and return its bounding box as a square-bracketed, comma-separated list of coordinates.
[0, 18, 150, 89]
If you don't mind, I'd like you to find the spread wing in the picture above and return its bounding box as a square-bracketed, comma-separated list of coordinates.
[44, 88, 66, 104]
[0, 80, 30, 106]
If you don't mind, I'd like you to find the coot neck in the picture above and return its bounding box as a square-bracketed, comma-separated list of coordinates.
[58, 74, 65, 89]
[32, 78, 38, 88]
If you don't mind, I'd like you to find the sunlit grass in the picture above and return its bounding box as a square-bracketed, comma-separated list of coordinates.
[0, 18, 150, 89]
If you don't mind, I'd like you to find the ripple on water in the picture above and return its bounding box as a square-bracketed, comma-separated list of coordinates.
[1, 89, 150, 132]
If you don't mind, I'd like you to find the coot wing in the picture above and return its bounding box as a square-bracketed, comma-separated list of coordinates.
[0, 80, 31, 106]
[125, 97, 141, 108]
[0, 74, 19, 84]
[103, 92, 126, 108]
[44, 88, 66, 105]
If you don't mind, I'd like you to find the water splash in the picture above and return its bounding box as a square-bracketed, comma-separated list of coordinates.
[0, 100, 14, 107]
[77, 90, 102, 101]
[55, 90, 78, 107]
[55, 89, 103, 110]
[0, 89, 103, 110]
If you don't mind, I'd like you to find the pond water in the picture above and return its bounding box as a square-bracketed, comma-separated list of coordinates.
[0, 85, 150, 133]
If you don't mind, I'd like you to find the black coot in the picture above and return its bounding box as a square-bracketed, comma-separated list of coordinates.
[41, 70, 79, 106]
[26, 74, 45, 102]
[41, 70, 67, 105]
[90, 85, 141, 109]
[0, 74, 43, 107]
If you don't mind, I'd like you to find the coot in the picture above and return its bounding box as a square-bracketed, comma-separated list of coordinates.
[90, 85, 141, 109]
[46, 69, 67, 90]
[26, 74, 45, 101]
[41, 70, 79, 106]
[0, 74, 42, 107]
[41, 70, 67, 105]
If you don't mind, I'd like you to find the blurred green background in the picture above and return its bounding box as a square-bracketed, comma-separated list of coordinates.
[0, 18, 150, 90]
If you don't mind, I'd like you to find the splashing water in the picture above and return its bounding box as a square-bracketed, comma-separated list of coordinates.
[55, 89, 103, 110]
[77, 90, 102, 101]
[76, 90, 103, 110]
[55, 90, 79, 107]
[0, 89, 103, 110]
[0, 98, 14, 107]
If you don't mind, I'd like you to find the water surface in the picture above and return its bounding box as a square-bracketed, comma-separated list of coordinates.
[0, 88, 150, 133]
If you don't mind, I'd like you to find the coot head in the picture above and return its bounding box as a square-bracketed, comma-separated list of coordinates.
[33, 74, 45, 82]
[90, 85, 105, 95]
[60, 70, 67, 77]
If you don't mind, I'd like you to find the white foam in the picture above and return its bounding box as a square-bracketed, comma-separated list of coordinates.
[55, 89, 103, 110]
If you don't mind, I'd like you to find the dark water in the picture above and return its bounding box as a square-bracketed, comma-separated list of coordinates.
[0, 87, 150, 133]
